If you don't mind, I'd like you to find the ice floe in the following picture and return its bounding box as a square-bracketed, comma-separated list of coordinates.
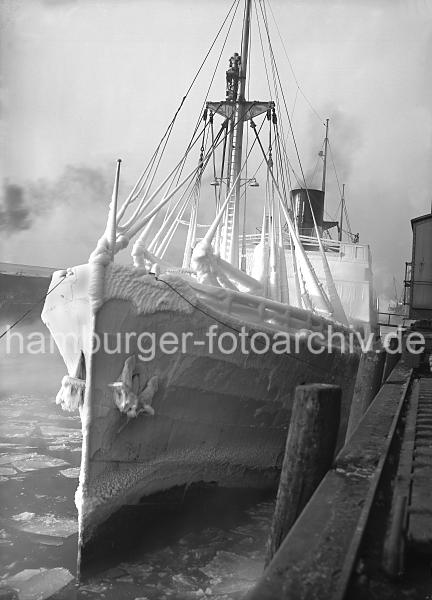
[0, 467, 17, 476]
[11, 513, 77, 538]
[7, 453, 69, 472]
[200, 551, 263, 595]
[3, 567, 74, 600]
[0, 529, 13, 547]
[59, 467, 80, 479]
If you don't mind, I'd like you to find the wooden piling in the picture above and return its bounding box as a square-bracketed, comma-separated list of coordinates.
[265, 383, 341, 566]
[345, 349, 385, 442]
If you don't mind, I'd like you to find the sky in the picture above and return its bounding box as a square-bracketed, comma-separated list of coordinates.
[1, 0, 432, 304]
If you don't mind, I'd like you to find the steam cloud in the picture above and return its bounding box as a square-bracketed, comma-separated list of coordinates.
[0, 165, 118, 267]
[0, 185, 32, 233]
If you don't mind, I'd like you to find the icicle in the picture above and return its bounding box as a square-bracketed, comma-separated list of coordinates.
[268, 204, 281, 301]
[251, 197, 270, 296]
[277, 205, 289, 304]
[278, 245, 289, 304]
[251, 241, 269, 296]
[56, 376, 85, 412]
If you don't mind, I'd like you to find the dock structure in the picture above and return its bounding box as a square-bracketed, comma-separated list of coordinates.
[247, 324, 432, 600]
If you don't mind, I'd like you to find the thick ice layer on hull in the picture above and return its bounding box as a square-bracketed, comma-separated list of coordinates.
[42, 264, 359, 548]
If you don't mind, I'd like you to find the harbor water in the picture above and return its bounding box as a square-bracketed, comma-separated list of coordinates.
[0, 325, 274, 600]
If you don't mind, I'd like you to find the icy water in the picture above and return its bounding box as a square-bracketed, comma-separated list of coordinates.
[0, 334, 275, 600]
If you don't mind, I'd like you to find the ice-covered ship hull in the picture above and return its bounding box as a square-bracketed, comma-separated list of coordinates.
[42, 263, 359, 548]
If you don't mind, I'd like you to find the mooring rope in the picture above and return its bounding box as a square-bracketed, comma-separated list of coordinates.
[0, 273, 67, 341]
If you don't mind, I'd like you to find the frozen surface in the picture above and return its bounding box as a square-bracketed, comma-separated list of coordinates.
[104, 263, 195, 316]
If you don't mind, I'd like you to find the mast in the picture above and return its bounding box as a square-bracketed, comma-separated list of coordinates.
[228, 0, 252, 267]
[207, 0, 271, 267]
[338, 183, 345, 242]
[321, 118, 329, 194]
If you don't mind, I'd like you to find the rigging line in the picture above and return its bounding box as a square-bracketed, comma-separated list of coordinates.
[250, 118, 333, 312]
[183, 0, 240, 102]
[265, 0, 324, 124]
[327, 140, 353, 235]
[259, 1, 315, 207]
[241, 31, 253, 269]
[307, 153, 323, 188]
[162, 107, 208, 211]
[254, 0, 273, 97]
[148, 175, 198, 254]
[158, 121, 195, 229]
[291, 86, 299, 121]
[210, 117, 218, 193]
[119, 143, 162, 216]
[154, 274, 336, 374]
[327, 140, 343, 198]
[130, 120, 228, 239]
[0, 275, 67, 341]
[120, 0, 240, 219]
[172, 122, 212, 254]
[122, 0, 241, 225]
[202, 115, 266, 247]
[257, 5, 295, 203]
[120, 119, 213, 231]
[256, 12, 291, 214]
[344, 205, 352, 236]
[173, 0, 242, 189]
[273, 124, 289, 209]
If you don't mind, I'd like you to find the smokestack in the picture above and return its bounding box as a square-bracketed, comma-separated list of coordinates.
[290, 188, 325, 237]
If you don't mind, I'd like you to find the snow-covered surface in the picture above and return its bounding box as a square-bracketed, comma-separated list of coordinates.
[103, 263, 195, 316]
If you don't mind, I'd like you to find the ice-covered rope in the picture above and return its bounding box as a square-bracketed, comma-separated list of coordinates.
[128, 122, 226, 241]
[148, 180, 196, 254]
[118, 119, 211, 233]
[249, 119, 332, 315]
[196, 118, 265, 255]
[258, 4, 348, 324]
[130, 123, 228, 268]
